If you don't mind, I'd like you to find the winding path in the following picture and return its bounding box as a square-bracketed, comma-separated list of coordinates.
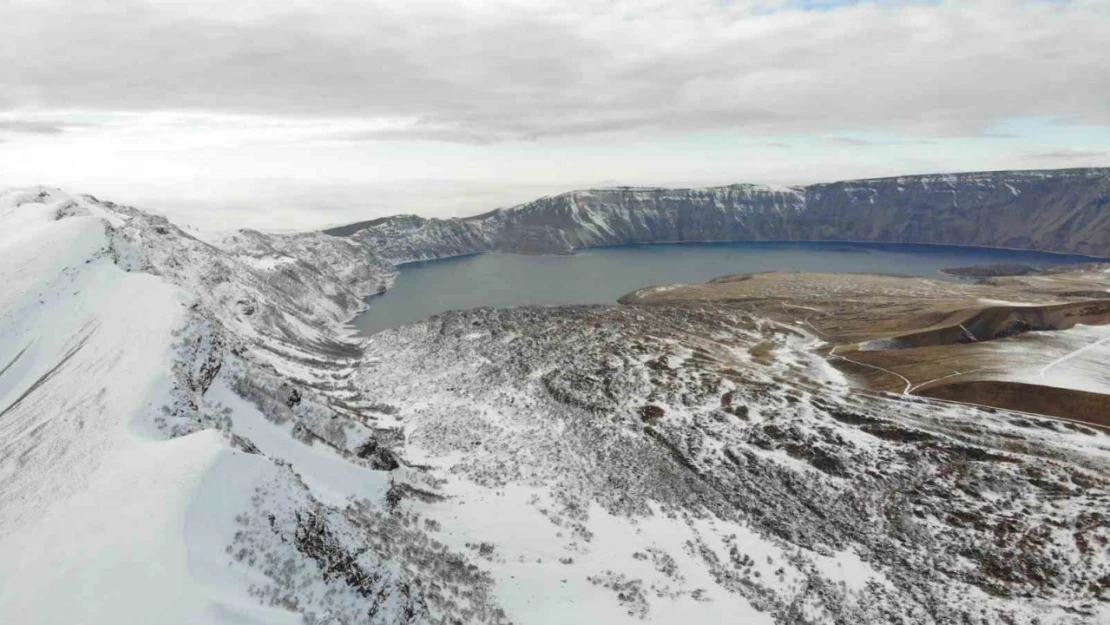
[1038, 332, 1110, 379]
[829, 345, 913, 395]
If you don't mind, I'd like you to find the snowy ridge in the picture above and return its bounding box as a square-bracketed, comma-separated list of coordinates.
[343, 184, 809, 263]
[0, 188, 438, 624]
[1, 186, 1109, 624]
[332, 167, 1110, 263]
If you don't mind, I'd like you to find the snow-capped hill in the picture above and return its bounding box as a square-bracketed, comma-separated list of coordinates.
[346, 213, 495, 265]
[0, 188, 226, 623]
[484, 184, 808, 253]
[329, 168, 1110, 262]
[0, 189, 423, 624]
[332, 183, 809, 262]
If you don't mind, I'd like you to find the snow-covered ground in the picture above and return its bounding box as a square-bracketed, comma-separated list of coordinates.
[0, 188, 400, 624]
[0, 189, 228, 623]
[1, 187, 1108, 624]
[993, 324, 1110, 395]
[1032, 324, 1110, 393]
[356, 305, 1110, 623]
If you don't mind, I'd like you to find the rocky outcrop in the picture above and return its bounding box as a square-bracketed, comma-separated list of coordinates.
[327, 168, 1110, 262]
[344, 214, 496, 264]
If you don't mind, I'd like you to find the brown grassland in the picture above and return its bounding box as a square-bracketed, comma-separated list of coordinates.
[621, 266, 1110, 428]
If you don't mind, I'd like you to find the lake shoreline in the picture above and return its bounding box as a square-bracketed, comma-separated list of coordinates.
[349, 241, 1107, 337]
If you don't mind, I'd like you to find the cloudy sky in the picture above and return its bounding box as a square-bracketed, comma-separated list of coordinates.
[2, 0, 1109, 229]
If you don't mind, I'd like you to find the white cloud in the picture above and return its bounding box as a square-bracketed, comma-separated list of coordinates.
[2, 0, 1108, 141]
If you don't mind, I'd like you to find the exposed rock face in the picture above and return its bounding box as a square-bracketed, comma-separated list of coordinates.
[802, 170, 1110, 255]
[328, 168, 1110, 263]
[341, 214, 496, 264]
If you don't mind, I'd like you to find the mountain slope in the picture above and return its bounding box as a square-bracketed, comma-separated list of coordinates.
[0, 189, 424, 624]
[0, 191, 221, 624]
[2, 187, 1109, 624]
[329, 168, 1110, 263]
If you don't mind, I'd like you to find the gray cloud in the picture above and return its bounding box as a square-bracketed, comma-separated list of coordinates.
[0, 120, 73, 134]
[827, 137, 872, 146]
[826, 136, 940, 147]
[1029, 149, 1110, 160]
[335, 125, 500, 146]
[1, 1, 1108, 142]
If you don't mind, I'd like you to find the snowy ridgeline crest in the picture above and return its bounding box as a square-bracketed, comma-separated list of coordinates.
[329, 168, 1110, 263]
[0, 187, 1108, 624]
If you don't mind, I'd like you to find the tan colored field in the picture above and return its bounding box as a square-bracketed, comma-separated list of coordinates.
[622, 267, 1110, 427]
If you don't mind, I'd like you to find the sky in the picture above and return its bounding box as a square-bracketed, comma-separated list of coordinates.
[2, 0, 1109, 230]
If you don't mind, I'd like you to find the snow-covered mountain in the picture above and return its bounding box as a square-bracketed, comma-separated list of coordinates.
[0, 188, 401, 623]
[1, 185, 1108, 624]
[330, 168, 1110, 264]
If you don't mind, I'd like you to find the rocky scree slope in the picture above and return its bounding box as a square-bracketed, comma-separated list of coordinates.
[330, 168, 1110, 263]
[357, 304, 1110, 623]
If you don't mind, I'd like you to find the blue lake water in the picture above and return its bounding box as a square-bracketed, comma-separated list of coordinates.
[351, 241, 1101, 336]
